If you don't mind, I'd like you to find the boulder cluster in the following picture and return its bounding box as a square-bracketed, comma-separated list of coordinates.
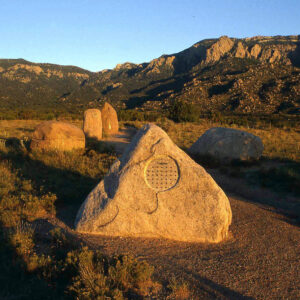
[74, 125, 263, 243]
[29, 106, 264, 244]
[30, 102, 119, 152]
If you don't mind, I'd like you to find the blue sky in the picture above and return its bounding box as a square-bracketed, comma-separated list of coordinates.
[1, 0, 299, 72]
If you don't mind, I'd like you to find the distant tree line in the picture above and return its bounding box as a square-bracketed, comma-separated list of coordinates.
[0, 104, 298, 130]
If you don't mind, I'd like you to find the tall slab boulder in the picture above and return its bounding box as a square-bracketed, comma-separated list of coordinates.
[101, 103, 119, 135]
[30, 121, 85, 151]
[189, 127, 263, 162]
[83, 109, 102, 140]
[75, 124, 232, 243]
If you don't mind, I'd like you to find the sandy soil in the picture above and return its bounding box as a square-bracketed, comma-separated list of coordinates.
[2, 122, 298, 298]
[43, 194, 299, 299]
[41, 128, 299, 299]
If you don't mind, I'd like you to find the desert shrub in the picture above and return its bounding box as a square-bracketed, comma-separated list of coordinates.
[9, 221, 35, 259]
[0, 130, 185, 299]
[66, 247, 156, 299]
[0, 157, 57, 226]
[203, 112, 299, 130]
[167, 276, 191, 300]
[0, 224, 56, 298]
[168, 99, 199, 122]
[118, 109, 161, 122]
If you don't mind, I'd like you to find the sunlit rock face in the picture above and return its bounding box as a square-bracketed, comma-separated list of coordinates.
[83, 109, 102, 141]
[75, 124, 232, 243]
[101, 103, 119, 136]
[30, 121, 85, 152]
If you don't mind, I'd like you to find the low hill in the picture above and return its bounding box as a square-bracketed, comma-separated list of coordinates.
[0, 35, 299, 115]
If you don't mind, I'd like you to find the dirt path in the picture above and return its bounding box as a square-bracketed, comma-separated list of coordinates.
[77, 197, 299, 299]
[45, 195, 299, 299]
[101, 127, 137, 155]
[44, 127, 299, 299]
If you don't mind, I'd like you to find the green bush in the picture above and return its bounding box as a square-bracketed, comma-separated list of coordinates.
[168, 99, 199, 122]
[118, 109, 161, 122]
[66, 248, 155, 299]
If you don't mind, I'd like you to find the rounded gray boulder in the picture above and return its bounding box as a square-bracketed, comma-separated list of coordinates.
[189, 127, 263, 162]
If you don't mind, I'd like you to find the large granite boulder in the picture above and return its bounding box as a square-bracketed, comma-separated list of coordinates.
[30, 121, 85, 151]
[101, 103, 119, 135]
[83, 109, 102, 140]
[75, 124, 232, 243]
[189, 127, 263, 162]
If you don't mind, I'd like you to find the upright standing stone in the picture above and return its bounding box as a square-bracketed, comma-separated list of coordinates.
[75, 124, 232, 243]
[101, 103, 119, 135]
[83, 109, 102, 140]
[30, 121, 85, 151]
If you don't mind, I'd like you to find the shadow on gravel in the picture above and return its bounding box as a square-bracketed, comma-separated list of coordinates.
[187, 152, 300, 224]
[187, 271, 255, 300]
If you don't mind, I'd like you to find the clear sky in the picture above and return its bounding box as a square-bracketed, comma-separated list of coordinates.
[1, 0, 299, 72]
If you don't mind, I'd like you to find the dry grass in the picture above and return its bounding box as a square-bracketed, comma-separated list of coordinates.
[122, 118, 300, 162]
[167, 276, 191, 299]
[1, 119, 299, 162]
[0, 118, 299, 299]
[158, 119, 300, 162]
[9, 221, 35, 259]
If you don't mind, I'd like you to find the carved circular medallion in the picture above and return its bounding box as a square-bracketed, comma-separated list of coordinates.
[144, 156, 179, 191]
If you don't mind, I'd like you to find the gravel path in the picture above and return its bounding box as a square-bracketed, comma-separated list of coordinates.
[44, 126, 299, 299]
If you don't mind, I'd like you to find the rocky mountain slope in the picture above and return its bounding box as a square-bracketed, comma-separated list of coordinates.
[0, 35, 299, 115]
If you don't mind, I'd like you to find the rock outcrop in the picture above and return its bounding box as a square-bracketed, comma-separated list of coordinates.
[234, 41, 250, 58]
[30, 121, 85, 151]
[75, 124, 232, 243]
[83, 109, 102, 140]
[101, 103, 119, 135]
[189, 127, 263, 162]
[1, 35, 299, 115]
[205, 36, 235, 64]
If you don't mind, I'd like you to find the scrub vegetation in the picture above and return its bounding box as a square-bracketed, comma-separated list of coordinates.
[0, 116, 299, 299]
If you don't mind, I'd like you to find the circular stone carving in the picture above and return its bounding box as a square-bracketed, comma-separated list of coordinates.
[145, 156, 179, 191]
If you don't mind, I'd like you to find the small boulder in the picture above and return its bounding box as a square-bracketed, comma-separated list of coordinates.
[30, 121, 85, 151]
[189, 127, 263, 162]
[75, 124, 232, 243]
[101, 103, 119, 135]
[83, 109, 102, 140]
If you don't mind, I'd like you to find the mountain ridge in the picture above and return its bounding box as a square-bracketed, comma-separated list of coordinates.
[0, 35, 299, 115]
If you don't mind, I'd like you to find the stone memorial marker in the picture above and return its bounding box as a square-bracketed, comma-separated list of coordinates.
[101, 102, 119, 135]
[75, 124, 232, 243]
[189, 127, 263, 162]
[83, 109, 102, 140]
[30, 121, 85, 151]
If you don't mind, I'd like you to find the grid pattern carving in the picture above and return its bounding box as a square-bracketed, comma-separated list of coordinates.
[145, 156, 179, 191]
